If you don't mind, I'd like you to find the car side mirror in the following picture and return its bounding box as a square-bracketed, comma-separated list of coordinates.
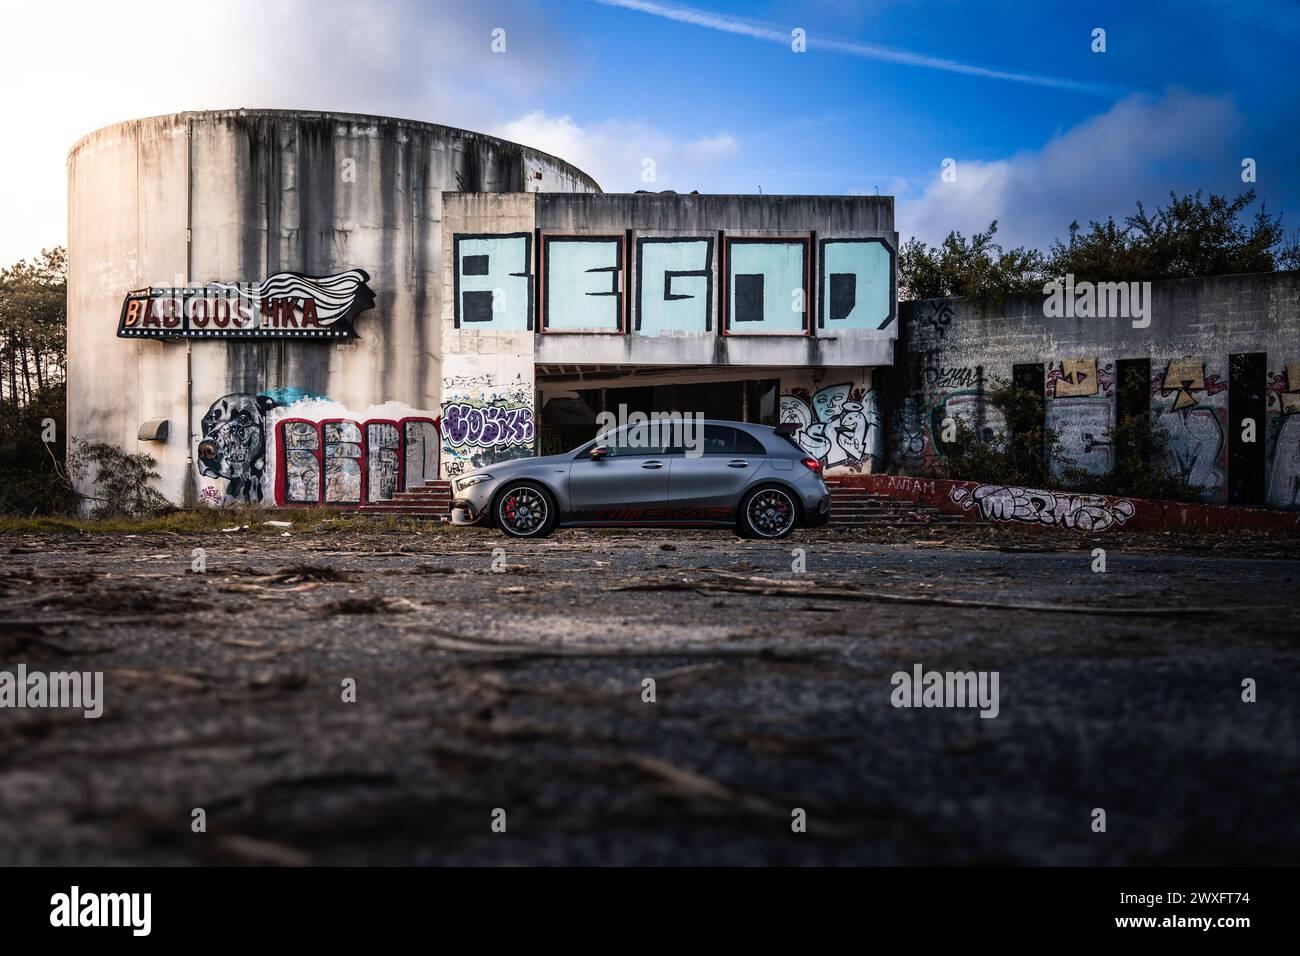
[589, 446, 609, 461]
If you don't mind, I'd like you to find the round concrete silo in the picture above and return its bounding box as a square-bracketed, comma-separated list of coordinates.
[67, 108, 597, 507]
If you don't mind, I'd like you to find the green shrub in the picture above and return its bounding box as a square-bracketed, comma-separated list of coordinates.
[1084, 413, 1199, 502]
[66, 439, 172, 518]
[941, 378, 1075, 487]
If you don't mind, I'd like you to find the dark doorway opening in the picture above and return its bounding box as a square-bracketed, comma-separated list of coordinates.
[538, 377, 781, 455]
[1011, 363, 1045, 429]
[1228, 352, 1267, 505]
[1115, 358, 1152, 431]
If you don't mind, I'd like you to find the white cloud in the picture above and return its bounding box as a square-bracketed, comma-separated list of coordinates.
[897, 91, 1246, 252]
[0, 0, 570, 265]
[493, 111, 738, 192]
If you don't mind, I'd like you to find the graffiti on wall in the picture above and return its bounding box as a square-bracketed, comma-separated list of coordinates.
[1267, 361, 1300, 508]
[441, 373, 535, 477]
[1046, 359, 1115, 477]
[951, 483, 1136, 532]
[726, 238, 810, 334]
[923, 365, 982, 389]
[455, 231, 897, 337]
[1047, 358, 1114, 399]
[197, 393, 282, 503]
[1048, 398, 1113, 475]
[636, 236, 714, 334]
[1267, 413, 1300, 508]
[197, 390, 439, 506]
[1153, 358, 1228, 499]
[1267, 361, 1300, 414]
[276, 415, 439, 506]
[543, 235, 625, 332]
[1158, 358, 1226, 411]
[892, 396, 927, 470]
[817, 238, 895, 330]
[780, 383, 880, 471]
[453, 233, 532, 330]
[918, 301, 954, 340]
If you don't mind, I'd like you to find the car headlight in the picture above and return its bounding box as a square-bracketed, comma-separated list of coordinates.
[456, 474, 492, 491]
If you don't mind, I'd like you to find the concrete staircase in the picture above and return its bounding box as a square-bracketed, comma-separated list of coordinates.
[823, 478, 964, 528]
[353, 477, 960, 528]
[356, 480, 454, 520]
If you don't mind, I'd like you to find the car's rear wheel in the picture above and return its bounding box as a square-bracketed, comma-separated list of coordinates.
[739, 485, 799, 539]
[493, 481, 557, 538]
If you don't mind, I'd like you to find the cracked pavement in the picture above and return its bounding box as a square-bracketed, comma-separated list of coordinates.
[2, 523, 1298, 865]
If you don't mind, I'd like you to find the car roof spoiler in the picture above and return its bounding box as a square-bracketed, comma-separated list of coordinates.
[774, 423, 799, 437]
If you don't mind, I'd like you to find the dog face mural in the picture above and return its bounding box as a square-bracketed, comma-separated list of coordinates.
[197, 393, 281, 502]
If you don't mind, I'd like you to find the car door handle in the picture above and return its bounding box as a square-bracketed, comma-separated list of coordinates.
[641, 461, 663, 469]
[727, 460, 749, 468]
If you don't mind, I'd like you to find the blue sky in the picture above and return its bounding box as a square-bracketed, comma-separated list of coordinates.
[2, 0, 1297, 262]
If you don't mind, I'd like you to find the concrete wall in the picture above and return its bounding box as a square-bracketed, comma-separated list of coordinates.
[440, 193, 539, 480]
[67, 109, 597, 507]
[887, 272, 1300, 505]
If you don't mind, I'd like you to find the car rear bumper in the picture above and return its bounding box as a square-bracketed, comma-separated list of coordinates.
[804, 491, 831, 526]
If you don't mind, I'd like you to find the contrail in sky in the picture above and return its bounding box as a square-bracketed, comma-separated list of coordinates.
[596, 0, 1129, 98]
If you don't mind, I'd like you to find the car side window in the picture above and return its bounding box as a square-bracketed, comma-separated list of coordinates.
[699, 425, 765, 456]
[700, 425, 735, 455]
[604, 424, 666, 458]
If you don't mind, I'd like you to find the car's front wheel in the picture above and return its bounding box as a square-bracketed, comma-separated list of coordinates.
[493, 481, 557, 538]
[738, 485, 799, 539]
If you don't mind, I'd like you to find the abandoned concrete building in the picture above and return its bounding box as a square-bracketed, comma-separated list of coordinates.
[66, 109, 1300, 512]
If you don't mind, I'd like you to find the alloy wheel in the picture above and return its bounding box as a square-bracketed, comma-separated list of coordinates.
[498, 486, 549, 536]
[747, 488, 796, 537]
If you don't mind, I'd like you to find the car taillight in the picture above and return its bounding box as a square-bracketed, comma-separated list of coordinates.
[800, 457, 822, 474]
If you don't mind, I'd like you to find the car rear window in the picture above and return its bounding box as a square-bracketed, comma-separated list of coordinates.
[732, 429, 767, 455]
[700, 425, 766, 456]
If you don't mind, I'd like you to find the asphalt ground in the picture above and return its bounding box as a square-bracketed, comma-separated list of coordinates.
[2, 522, 1298, 865]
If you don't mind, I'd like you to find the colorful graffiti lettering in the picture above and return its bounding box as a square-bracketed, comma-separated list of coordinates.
[442, 404, 535, 448]
[951, 483, 1135, 531]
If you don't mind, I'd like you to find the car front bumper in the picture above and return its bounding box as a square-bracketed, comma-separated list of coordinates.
[450, 498, 488, 526]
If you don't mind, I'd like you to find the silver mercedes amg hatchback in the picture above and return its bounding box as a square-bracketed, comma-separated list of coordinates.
[449, 419, 831, 539]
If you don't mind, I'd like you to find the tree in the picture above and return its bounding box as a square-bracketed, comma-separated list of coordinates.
[899, 221, 1046, 306]
[1048, 189, 1286, 282]
[901, 190, 1295, 304]
[0, 247, 72, 514]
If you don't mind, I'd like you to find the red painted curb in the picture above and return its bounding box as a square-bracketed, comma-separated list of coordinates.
[827, 474, 1300, 532]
